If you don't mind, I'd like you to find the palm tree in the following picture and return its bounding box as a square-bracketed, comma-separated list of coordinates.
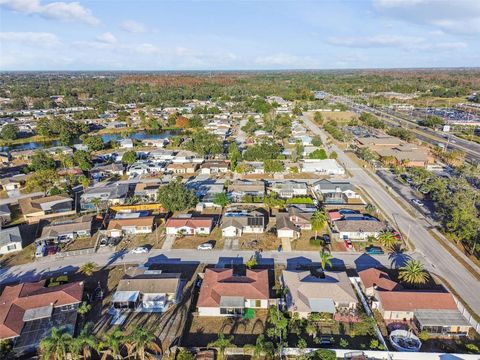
[399, 259, 430, 286]
[69, 323, 98, 360]
[39, 326, 73, 360]
[78, 262, 97, 277]
[207, 333, 236, 360]
[377, 231, 397, 250]
[99, 329, 125, 360]
[91, 197, 102, 214]
[77, 302, 92, 321]
[125, 328, 162, 360]
[245, 335, 274, 360]
[319, 249, 333, 270]
[310, 210, 327, 240]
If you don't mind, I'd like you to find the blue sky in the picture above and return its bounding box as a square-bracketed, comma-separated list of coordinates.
[1, 0, 479, 70]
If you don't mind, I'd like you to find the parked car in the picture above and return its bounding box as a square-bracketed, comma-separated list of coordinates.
[131, 246, 149, 254]
[319, 337, 333, 346]
[411, 198, 424, 206]
[365, 246, 384, 255]
[197, 242, 213, 250]
[344, 238, 353, 249]
[322, 234, 331, 244]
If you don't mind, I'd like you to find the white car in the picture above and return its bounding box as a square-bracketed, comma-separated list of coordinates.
[197, 242, 213, 250]
[131, 246, 149, 254]
[411, 199, 424, 207]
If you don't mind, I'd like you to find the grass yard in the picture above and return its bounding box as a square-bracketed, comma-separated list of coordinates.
[182, 310, 269, 347]
[63, 235, 97, 251]
[120, 226, 166, 250]
[172, 227, 223, 249]
[305, 110, 357, 124]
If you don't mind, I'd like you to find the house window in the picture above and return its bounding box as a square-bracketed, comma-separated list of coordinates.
[7, 244, 16, 251]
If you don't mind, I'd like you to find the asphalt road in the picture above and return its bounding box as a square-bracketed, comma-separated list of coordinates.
[301, 115, 480, 317]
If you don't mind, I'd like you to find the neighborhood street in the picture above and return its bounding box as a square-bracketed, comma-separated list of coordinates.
[302, 115, 480, 316]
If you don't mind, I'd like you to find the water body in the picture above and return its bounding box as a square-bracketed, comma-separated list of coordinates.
[1, 130, 179, 152]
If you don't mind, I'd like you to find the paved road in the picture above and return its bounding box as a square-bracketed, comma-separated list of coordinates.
[0, 247, 401, 285]
[301, 115, 480, 316]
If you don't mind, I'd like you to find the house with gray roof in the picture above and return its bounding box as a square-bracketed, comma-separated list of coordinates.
[313, 179, 365, 205]
[80, 183, 129, 211]
[0, 226, 22, 255]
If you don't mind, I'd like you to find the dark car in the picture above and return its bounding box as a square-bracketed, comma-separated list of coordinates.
[365, 246, 384, 255]
[322, 234, 331, 244]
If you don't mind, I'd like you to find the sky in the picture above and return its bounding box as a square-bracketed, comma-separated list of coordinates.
[0, 0, 479, 70]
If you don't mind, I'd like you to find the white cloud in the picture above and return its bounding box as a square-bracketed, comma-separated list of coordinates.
[95, 32, 117, 44]
[373, 0, 480, 34]
[0, 31, 60, 47]
[254, 53, 321, 68]
[120, 20, 153, 33]
[0, 0, 100, 26]
[328, 35, 424, 48]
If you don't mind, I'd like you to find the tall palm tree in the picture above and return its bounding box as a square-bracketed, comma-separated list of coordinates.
[310, 210, 327, 240]
[69, 323, 98, 360]
[99, 329, 125, 360]
[207, 333, 236, 360]
[91, 197, 102, 215]
[399, 259, 430, 286]
[78, 262, 97, 277]
[39, 326, 73, 360]
[319, 249, 333, 270]
[125, 328, 162, 360]
[245, 335, 274, 360]
[377, 231, 397, 250]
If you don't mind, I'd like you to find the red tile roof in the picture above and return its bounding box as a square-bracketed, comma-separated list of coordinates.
[376, 290, 457, 312]
[197, 268, 269, 307]
[0, 281, 83, 340]
[358, 268, 403, 292]
[165, 217, 213, 229]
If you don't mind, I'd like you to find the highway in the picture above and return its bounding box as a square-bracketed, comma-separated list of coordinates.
[301, 115, 480, 317]
[330, 94, 480, 163]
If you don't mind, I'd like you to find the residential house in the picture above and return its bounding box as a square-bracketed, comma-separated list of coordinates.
[165, 216, 213, 236]
[38, 216, 92, 243]
[269, 181, 308, 199]
[119, 138, 134, 149]
[313, 179, 365, 206]
[80, 183, 129, 211]
[18, 195, 74, 222]
[112, 267, 181, 313]
[0, 203, 11, 226]
[90, 162, 124, 180]
[0, 281, 83, 352]
[358, 268, 403, 297]
[106, 216, 155, 237]
[197, 268, 269, 316]
[221, 210, 265, 237]
[0, 174, 26, 192]
[167, 162, 198, 174]
[334, 219, 385, 241]
[200, 161, 229, 175]
[287, 204, 317, 230]
[227, 180, 265, 202]
[141, 138, 168, 148]
[276, 214, 300, 239]
[134, 181, 162, 202]
[282, 269, 358, 319]
[301, 159, 345, 175]
[0, 226, 23, 255]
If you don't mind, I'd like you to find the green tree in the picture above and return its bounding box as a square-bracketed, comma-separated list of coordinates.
[309, 148, 328, 160]
[399, 259, 430, 286]
[69, 323, 98, 360]
[78, 262, 97, 277]
[228, 141, 242, 171]
[246, 254, 258, 269]
[25, 169, 59, 194]
[213, 192, 230, 208]
[264, 192, 286, 210]
[99, 330, 125, 360]
[185, 129, 223, 156]
[310, 210, 327, 240]
[313, 112, 323, 124]
[77, 302, 91, 319]
[81, 135, 104, 152]
[122, 150, 137, 165]
[39, 326, 73, 360]
[329, 151, 338, 159]
[312, 135, 322, 146]
[208, 333, 236, 360]
[308, 349, 336, 360]
[157, 181, 198, 212]
[0, 123, 19, 140]
[73, 150, 93, 172]
[377, 231, 397, 250]
[125, 328, 162, 360]
[264, 159, 284, 173]
[31, 150, 56, 171]
[0, 340, 12, 358]
[177, 348, 195, 360]
[245, 334, 274, 360]
[319, 249, 333, 270]
[351, 315, 376, 336]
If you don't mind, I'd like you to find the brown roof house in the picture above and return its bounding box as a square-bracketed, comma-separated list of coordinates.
[18, 195, 74, 223]
[282, 269, 358, 320]
[197, 268, 269, 316]
[0, 280, 83, 353]
[112, 267, 182, 313]
[358, 268, 471, 336]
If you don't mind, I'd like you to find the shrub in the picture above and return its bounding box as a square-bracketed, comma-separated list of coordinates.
[418, 330, 430, 342]
[466, 343, 479, 353]
[309, 237, 325, 247]
[339, 338, 349, 348]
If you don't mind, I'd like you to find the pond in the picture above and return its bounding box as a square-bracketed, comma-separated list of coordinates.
[0, 130, 180, 152]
